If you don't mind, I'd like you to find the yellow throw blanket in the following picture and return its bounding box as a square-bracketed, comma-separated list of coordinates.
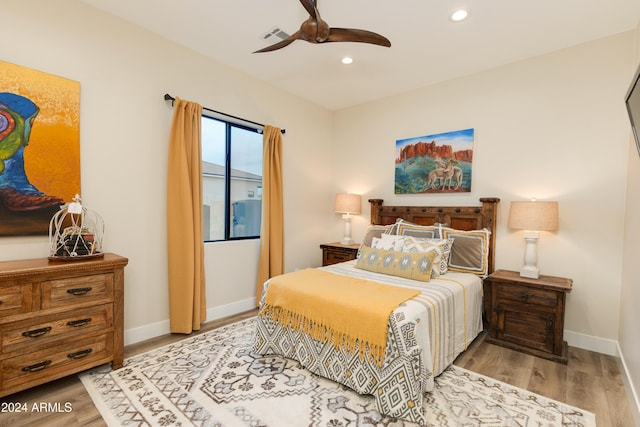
[260, 268, 420, 367]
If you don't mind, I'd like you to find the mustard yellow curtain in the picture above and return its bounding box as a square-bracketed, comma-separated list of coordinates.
[167, 97, 206, 333]
[256, 125, 284, 305]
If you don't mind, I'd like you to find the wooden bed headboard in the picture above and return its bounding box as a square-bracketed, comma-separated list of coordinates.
[368, 197, 500, 273]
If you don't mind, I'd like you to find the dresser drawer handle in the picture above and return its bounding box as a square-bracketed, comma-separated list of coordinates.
[22, 360, 52, 372]
[521, 294, 530, 302]
[66, 287, 93, 296]
[67, 318, 93, 327]
[22, 326, 53, 338]
[67, 349, 93, 360]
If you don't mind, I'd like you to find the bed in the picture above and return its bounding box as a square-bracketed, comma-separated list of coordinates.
[252, 197, 499, 424]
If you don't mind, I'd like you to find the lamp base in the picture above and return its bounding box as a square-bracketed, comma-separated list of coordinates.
[520, 231, 540, 279]
[341, 213, 354, 246]
[519, 265, 540, 279]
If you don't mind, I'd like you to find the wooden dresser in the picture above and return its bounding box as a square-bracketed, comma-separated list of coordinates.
[484, 269, 572, 363]
[0, 253, 128, 397]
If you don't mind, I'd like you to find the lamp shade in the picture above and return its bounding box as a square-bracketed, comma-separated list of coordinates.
[508, 201, 559, 231]
[334, 193, 361, 215]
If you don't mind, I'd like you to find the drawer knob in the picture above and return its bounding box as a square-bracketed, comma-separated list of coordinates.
[22, 360, 52, 372]
[22, 326, 53, 338]
[67, 349, 93, 360]
[521, 294, 530, 302]
[67, 318, 93, 327]
[66, 287, 93, 296]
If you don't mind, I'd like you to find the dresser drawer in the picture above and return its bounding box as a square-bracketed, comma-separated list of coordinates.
[42, 273, 113, 309]
[0, 284, 33, 316]
[496, 282, 557, 307]
[1, 304, 113, 356]
[1, 332, 113, 391]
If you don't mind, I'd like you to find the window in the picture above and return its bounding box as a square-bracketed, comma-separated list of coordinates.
[201, 115, 263, 241]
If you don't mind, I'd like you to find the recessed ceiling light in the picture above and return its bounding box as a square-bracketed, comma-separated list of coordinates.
[450, 9, 469, 22]
[341, 56, 353, 65]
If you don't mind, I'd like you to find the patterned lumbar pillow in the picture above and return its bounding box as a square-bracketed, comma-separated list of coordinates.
[355, 246, 435, 282]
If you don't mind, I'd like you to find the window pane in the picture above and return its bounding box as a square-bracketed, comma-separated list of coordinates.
[201, 116, 263, 242]
[230, 126, 262, 238]
[202, 117, 226, 241]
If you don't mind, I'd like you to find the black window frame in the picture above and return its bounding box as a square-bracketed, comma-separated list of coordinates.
[202, 113, 263, 242]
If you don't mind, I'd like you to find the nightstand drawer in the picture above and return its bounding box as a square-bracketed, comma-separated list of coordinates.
[320, 243, 360, 266]
[326, 251, 355, 264]
[496, 283, 557, 307]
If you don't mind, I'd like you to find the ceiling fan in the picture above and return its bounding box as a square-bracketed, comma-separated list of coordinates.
[253, 0, 391, 53]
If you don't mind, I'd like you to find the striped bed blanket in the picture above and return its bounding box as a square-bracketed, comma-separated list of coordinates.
[252, 260, 483, 425]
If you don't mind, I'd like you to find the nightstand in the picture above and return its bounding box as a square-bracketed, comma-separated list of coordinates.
[320, 242, 360, 266]
[484, 269, 572, 363]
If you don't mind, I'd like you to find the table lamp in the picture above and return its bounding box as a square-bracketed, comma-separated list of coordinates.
[334, 193, 361, 245]
[508, 200, 558, 279]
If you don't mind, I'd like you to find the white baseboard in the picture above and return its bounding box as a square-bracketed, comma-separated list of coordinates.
[124, 318, 171, 346]
[205, 297, 256, 323]
[564, 329, 619, 356]
[123, 297, 256, 346]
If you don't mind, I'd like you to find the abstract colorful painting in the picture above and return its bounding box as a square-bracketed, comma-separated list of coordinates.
[395, 128, 474, 194]
[0, 61, 80, 236]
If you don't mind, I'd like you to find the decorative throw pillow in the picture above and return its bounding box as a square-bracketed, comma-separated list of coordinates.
[396, 223, 439, 239]
[361, 224, 393, 247]
[355, 246, 435, 282]
[359, 225, 393, 257]
[401, 236, 453, 277]
[441, 228, 491, 276]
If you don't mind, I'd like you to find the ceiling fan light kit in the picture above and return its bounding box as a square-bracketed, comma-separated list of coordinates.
[253, 0, 391, 53]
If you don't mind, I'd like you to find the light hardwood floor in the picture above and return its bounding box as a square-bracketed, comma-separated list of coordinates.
[0, 309, 636, 427]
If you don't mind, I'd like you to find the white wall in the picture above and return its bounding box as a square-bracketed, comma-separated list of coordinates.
[1, 0, 334, 340]
[619, 20, 640, 423]
[332, 32, 634, 350]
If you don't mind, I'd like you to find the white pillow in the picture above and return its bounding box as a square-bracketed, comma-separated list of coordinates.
[371, 235, 406, 251]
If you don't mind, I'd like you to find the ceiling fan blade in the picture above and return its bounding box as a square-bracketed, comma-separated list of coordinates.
[253, 31, 301, 53]
[326, 28, 391, 47]
[299, 0, 318, 19]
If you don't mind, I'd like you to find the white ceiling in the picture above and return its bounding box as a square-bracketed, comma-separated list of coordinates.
[79, 0, 640, 111]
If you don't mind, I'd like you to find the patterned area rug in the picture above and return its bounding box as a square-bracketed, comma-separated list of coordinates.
[80, 317, 596, 427]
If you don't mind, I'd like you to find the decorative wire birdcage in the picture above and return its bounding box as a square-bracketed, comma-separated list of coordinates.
[49, 194, 104, 260]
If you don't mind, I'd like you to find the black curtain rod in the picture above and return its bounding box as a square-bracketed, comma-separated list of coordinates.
[164, 94, 285, 134]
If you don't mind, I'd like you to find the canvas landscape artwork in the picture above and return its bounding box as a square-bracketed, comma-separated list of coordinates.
[395, 128, 474, 194]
